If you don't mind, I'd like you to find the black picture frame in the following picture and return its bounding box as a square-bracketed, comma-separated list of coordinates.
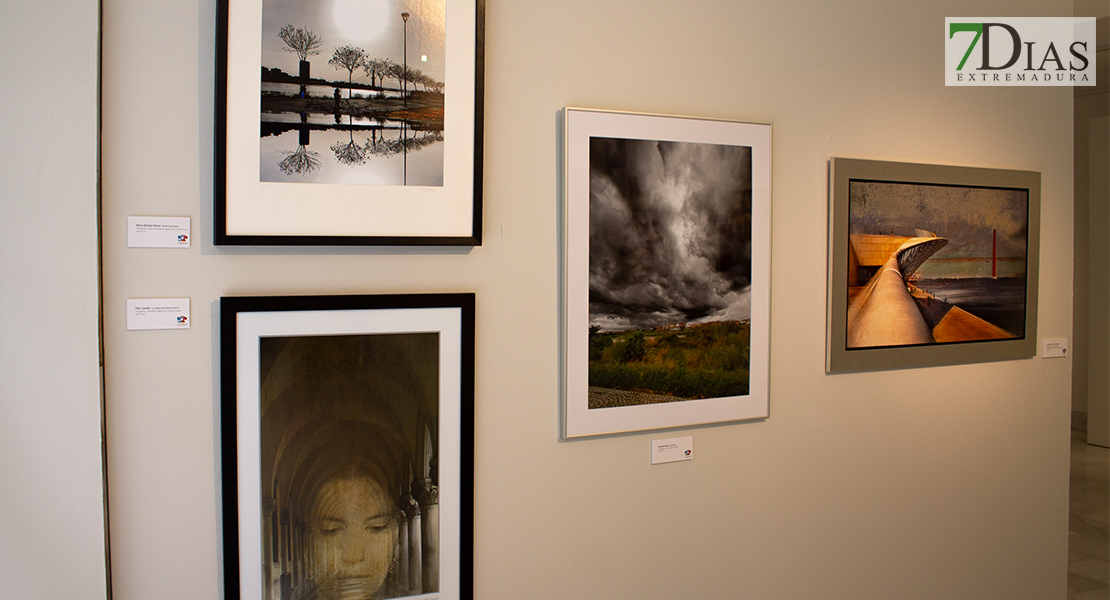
[220, 293, 475, 600]
[215, 0, 484, 246]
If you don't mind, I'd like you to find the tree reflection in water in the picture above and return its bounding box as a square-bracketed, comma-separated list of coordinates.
[330, 114, 369, 166]
[279, 145, 322, 176]
[293, 126, 443, 169]
[331, 134, 368, 166]
[273, 119, 444, 183]
[365, 130, 443, 159]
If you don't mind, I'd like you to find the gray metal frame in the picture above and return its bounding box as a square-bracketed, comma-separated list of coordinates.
[826, 157, 1040, 373]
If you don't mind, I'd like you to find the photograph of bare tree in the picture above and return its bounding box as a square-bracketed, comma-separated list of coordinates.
[260, 0, 445, 186]
[587, 137, 753, 409]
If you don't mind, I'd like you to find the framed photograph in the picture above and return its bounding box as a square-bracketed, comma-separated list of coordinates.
[215, 0, 484, 245]
[220, 293, 474, 600]
[826, 158, 1040, 373]
[561, 108, 771, 438]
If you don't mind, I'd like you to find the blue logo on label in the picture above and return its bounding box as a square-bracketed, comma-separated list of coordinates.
[177, 316, 188, 325]
[178, 234, 188, 243]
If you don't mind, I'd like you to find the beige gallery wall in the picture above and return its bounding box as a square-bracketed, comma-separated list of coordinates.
[101, 0, 1075, 599]
[0, 1, 107, 599]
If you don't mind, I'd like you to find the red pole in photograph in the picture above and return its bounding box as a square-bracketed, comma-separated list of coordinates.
[992, 228, 997, 279]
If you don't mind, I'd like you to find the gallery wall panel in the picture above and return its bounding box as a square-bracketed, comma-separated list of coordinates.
[102, 0, 1073, 598]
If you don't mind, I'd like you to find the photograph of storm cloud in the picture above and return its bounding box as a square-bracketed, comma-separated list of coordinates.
[587, 136, 753, 408]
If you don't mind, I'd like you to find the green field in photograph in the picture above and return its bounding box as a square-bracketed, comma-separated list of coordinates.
[588, 320, 750, 399]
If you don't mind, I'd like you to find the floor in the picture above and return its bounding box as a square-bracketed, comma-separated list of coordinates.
[1068, 428, 1109, 599]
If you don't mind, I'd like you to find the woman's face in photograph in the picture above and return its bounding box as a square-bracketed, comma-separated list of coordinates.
[310, 476, 398, 593]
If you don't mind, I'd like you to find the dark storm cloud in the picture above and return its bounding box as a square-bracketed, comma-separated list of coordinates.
[589, 137, 753, 330]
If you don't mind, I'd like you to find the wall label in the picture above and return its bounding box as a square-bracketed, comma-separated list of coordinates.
[1042, 338, 1068, 358]
[652, 436, 693, 465]
[127, 216, 191, 248]
[127, 298, 190, 331]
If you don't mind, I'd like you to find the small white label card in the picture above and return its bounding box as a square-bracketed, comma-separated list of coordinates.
[1042, 337, 1069, 358]
[127, 216, 191, 248]
[127, 298, 190, 331]
[651, 435, 693, 465]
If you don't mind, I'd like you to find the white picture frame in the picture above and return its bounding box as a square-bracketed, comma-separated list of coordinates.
[562, 108, 771, 438]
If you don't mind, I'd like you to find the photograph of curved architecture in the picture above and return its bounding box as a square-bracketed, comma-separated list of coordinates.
[846, 180, 1028, 349]
[260, 0, 446, 186]
[587, 136, 753, 408]
[259, 333, 440, 600]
